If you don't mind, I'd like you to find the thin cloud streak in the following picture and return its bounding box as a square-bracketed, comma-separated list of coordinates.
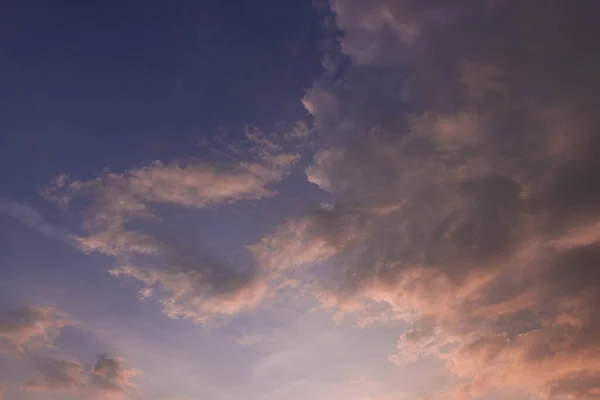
[0, 197, 80, 248]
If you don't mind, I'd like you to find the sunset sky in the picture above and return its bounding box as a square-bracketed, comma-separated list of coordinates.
[1, 1, 600, 399]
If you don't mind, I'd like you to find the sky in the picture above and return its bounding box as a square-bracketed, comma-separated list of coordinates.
[1, 1, 600, 399]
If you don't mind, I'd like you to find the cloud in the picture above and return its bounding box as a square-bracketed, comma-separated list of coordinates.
[45, 127, 299, 257]
[248, 211, 365, 274]
[0, 307, 139, 399]
[329, 0, 423, 64]
[0, 197, 78, 247]
[250, 0, 600, 398]
[21, 354, 140, 400]
[110, 259, 268, 324]
[234, 332, 267, 347]
[284, 121, 311, 141]
[0, 306, 69, 355]
[48, 154, 298, 256]
[44, 128, 300, 323]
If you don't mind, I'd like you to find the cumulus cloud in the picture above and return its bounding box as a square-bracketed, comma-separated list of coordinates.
[21, 354, 140, 400]
[0, 306, 69, 355]
[44, 128, 299, 323]
[251, 0, 600, 398]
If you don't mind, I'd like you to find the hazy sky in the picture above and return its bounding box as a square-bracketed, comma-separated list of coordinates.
[2, 1, 600, 399]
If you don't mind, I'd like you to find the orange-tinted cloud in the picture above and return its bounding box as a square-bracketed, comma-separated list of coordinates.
[251, 0, 600, 397]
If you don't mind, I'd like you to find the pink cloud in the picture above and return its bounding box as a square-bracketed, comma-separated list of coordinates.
[0, 306, 69, 355]
[22, 354, 141, 400]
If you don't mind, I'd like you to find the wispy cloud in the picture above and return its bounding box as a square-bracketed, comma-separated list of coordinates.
[0, 305, 141, 399]
[48, 158, 298, 256]
[44, 127, 300, 323]
[0, 197, 79, 247]
[234, 332, 268, 347]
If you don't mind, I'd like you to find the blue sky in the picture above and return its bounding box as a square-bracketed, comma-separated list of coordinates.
[0, 0, 323, 188]
[2, 1, 600, 400]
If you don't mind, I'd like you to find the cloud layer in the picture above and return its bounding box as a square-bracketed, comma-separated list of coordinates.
[20, 2, 600, 398]
[252, 0, 600, 398]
